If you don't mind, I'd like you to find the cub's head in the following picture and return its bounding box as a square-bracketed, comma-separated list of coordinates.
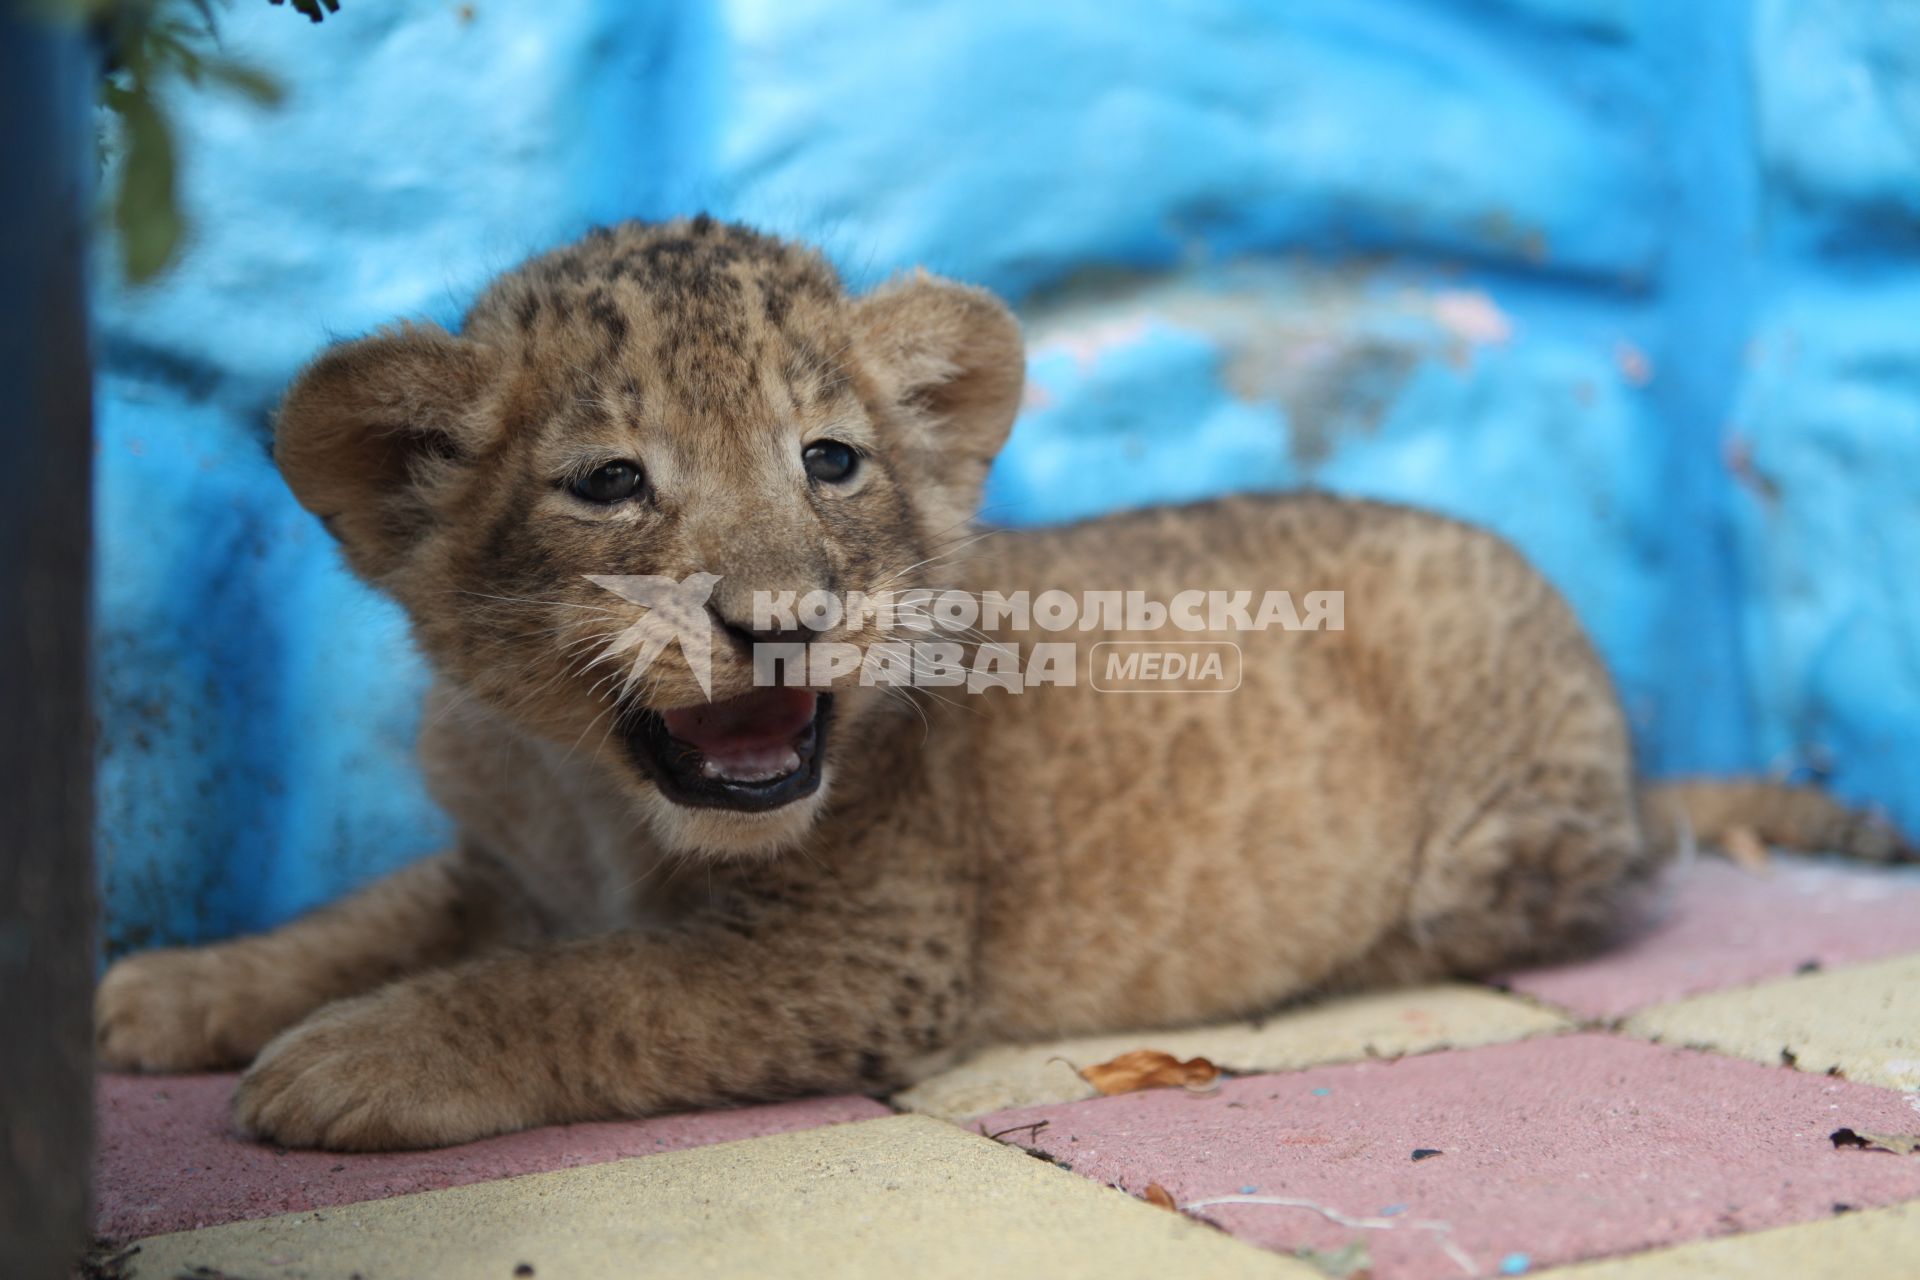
[275, 218, 1023, 855]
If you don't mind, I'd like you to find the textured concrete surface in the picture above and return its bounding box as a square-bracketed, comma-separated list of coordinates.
[96, 878, 1920, 1277]
[93, 1072, 889, 1239]
[1543, 1200, 1920, 1278]
[1505, 857, 1920, 1020]
[1624, 953, 1920, 1091]
[122, 1114, 1311, 1280]
[895, 983, 1568, 1122]
[975, 1034, 1920, 1280]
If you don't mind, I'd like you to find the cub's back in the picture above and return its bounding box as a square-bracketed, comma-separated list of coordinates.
[937, 492, 1633, 1038]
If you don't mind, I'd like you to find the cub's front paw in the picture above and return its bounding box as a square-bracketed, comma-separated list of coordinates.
[96, 945, 295, 1072]
[233, 985, 534, 1151]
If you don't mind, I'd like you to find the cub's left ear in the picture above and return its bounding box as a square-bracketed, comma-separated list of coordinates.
[850, 272, 1024, 502]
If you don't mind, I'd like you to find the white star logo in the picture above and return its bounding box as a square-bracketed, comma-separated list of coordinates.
[585, 572, 722, 699]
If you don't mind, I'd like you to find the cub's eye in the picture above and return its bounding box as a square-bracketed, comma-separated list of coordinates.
[569, 461, 644, 504]
[803, 439, 859, 484]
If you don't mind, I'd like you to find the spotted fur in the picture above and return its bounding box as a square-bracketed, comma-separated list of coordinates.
[93, 220, 1907, 1150]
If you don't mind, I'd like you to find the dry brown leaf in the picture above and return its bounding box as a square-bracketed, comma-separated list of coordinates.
[1081, 1049, 1221, 1095]
[1832, 1127, 1920, 1155]
[1141, 1182, 1178, 1211]
[1721, 824, 1772, 877]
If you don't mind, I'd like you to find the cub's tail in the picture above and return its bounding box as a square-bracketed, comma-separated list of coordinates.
[1641, 780, 1915, 864]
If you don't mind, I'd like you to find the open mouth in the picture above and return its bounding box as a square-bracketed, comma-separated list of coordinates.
[619, 687, 831, 812]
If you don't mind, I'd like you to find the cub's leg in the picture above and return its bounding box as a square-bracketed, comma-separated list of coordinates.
[96, 848, 517, 1072]
[232, 862, 973, 1150]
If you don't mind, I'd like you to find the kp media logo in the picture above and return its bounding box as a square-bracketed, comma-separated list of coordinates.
[585, 577, 1340, 696]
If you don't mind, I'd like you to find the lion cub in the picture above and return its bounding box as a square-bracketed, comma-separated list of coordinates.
[93, 219, 1899, 1150]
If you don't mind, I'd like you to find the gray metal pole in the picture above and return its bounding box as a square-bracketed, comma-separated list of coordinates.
[0, 8, 98, 1276]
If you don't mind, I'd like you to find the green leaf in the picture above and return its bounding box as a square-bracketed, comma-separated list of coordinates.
[184, 0, 220, 35]
[114, 85, 183, 283]
[203, 58, 285, 107]
[151, 30, 205, 87]
[27, 0, 123, 23]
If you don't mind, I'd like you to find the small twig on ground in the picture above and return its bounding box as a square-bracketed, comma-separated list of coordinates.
[982, 1119, 1051, 1143]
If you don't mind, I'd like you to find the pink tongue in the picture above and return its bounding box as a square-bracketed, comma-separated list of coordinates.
[662, 688, 817, 755]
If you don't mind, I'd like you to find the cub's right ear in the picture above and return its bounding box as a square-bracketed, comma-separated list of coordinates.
[274, 323, 494, 581]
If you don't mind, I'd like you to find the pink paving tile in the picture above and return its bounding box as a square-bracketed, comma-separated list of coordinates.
[93, 1073, 890, 1240]
[1502, 855, 1920, 1020]
[977, 1034, 1920, 1280]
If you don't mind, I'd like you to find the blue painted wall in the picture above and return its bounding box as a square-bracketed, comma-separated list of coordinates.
[93, 0, 1920, 952]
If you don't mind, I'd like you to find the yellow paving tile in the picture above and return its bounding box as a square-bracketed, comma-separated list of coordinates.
[1540, 1200, 1920, 1278]
[1624, 953, 1920, 1091]
[895, 983, 1569, 1122]
[124, 1113, 1314, 1280]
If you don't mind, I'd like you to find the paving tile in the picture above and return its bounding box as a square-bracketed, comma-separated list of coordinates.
[1503, 855, 1920, 1020]
[93, 1071, 890, 1239]
[973, 1034, 1920, 1280]
[895, 984, 1568, 1122]
[1541, 1199, 1920, 1278]
[123, 1114, 1313, 1280]
[1624, 953, 1920, 1092]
